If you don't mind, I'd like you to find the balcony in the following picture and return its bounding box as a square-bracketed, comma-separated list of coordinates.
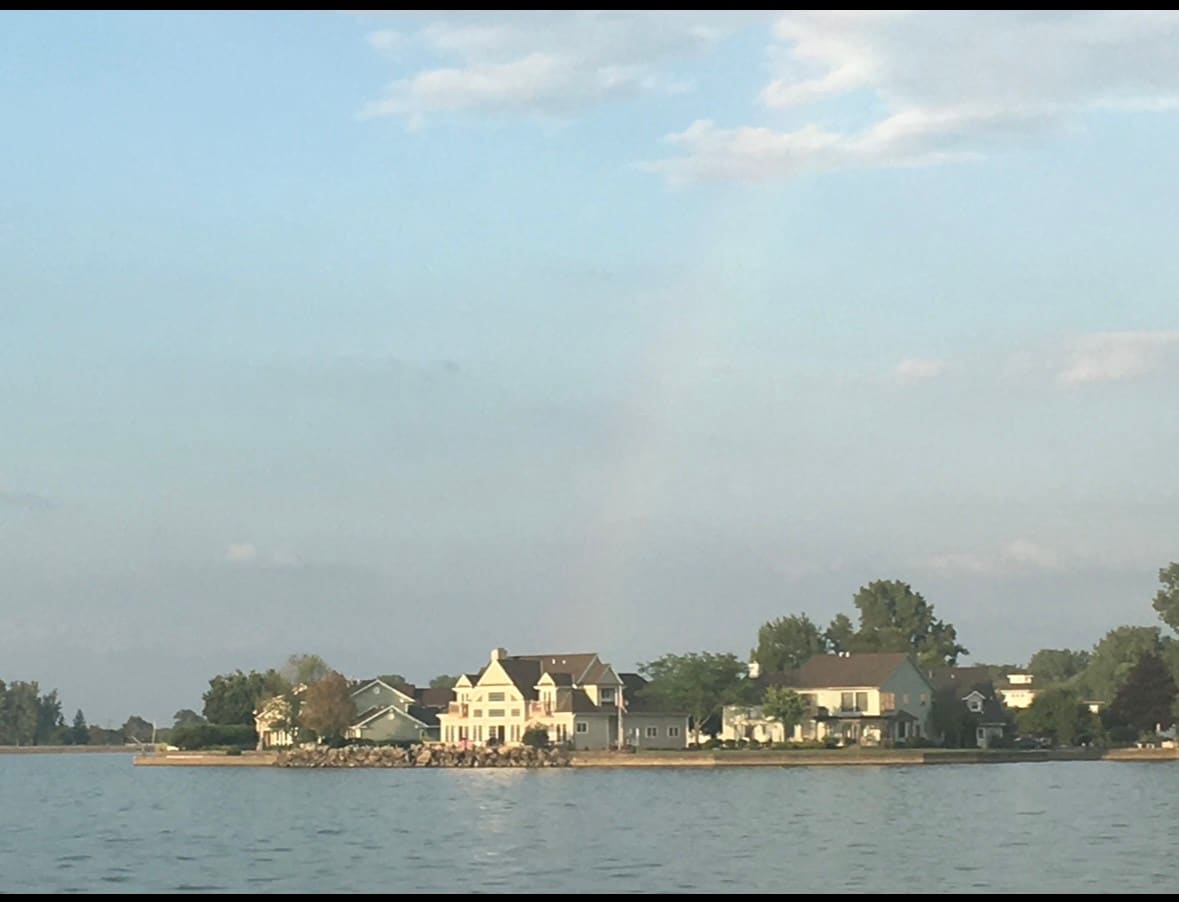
[528, 702, 553, 718]
[447, 703, 469, 717]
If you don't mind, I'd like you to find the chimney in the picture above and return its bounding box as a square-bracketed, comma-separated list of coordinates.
[491, 647, 508, 662]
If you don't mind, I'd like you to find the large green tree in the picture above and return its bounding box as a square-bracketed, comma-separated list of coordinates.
[201, 669, 289, 725]
[281, 654, 332, 687]
[299, 672, 356, 743]
[1078, 626, 1163, 703]
[638, 652, 752, 745]
[1103, 652, 1177, 736]
[172, 709, 206, 729]
[848, 580, 968, 669]
[760, 686, 809, 740]
[36, 690, 65, 744]
[825, 614, 856, 654]
[1027, 648, 1091, 686]
[1017, 687, 1097, 746]
[1153, 562, 1179, 633]
[429, 674, 461, 689]
[0, 681, 41, 746]
[122, 715, 155, 744]
[752, 614, 827, 674]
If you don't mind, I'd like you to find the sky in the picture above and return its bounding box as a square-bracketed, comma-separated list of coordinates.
[2, 11, 1178, 726]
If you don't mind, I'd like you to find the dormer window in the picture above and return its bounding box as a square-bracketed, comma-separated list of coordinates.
[967, 698, 983, 713]
[600, 688, 615, 704]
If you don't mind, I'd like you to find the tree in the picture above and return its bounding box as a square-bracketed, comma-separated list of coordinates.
[752, 614, 828, 674]
[430, 674, 461, 689]
[521, 725, 549, 748]
[1078, 626, 1163, 703]
[1, 681, 40, 746]
[281, 654, 331, 687]
[35, 689, 65, 744]
[201, 669, 289, 725]
[1103, 652, 1177, 736]
[69, 709, 89, 746]
[1027, 649, 1091, 686]
[825, 614, 856, 654]
[761, 686, 808, 741]
[930, 689, 974, 748]
[172, 709, 206, 729]
[848, 580, 968, 669]
[1017, 687, 1097, 746]
[379, 674, 414, 694]
[122, 715, 154, 744]
[1153, 562, 1179, 633]
[638, 652, 752, 745]
[299, 672, 356, 743]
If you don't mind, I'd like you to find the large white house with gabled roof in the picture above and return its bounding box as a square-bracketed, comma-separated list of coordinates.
[438, 647, 688, 750]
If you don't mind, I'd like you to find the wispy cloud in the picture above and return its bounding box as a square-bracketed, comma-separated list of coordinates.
[1057, 330, 1179, 386]
[645, 11, 1179, 183]
[924, 538, 1061, 575]
[895, 357, 945, 386]
[224, 542, 258, 563]
[224, 542, 304, 569]
[0, 488, 53, 511]
[359, 12, 731, 124]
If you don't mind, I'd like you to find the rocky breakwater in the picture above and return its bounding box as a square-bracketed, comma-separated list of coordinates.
[275, 743, 570, 768]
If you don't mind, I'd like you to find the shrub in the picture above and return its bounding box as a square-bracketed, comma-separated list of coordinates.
[170, 724, 258, 751]
[522, 726, 550, 749]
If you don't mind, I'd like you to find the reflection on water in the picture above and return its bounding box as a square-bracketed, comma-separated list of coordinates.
[1, 755, 1177, 892]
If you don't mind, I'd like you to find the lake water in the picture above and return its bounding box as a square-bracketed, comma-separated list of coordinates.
[1, 754, 1176, 893]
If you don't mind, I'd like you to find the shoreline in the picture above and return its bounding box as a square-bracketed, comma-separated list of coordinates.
[0, 745, 140, 755]
[129, 746, 1179, 768]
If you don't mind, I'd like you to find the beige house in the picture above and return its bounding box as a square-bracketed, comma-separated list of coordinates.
[438, 648, 688, 750]
[722, 653, 934, 746]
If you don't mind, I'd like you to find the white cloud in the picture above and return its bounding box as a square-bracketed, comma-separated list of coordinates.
[646, 11, 1179, 183]
[924, 538, 1061, 575]
[224, 542, 258, 563]
[895, 357, 945, 386]
[1057, 330, 1179, 386]
[359, 12, 732, 123]
[366, 29, 403, 54]
[1000, 539, 1059, 570]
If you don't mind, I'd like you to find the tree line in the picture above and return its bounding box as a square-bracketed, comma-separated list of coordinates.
[0, 679, 148, 747]
[635, 563, 1179, 747]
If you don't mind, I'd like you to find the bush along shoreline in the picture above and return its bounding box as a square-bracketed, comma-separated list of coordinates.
[275, 743, 570, 768]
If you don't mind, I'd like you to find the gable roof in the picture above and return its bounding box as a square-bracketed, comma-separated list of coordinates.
[349, 678, 416, 703]
[928, 666, 998, 697]
[773, 653, 916, 690]
[352, 703, 436, 729]
[511, 653, 602, 683]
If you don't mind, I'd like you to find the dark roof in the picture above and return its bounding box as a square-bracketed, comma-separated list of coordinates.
[510, 653, 601, 683]
[928, 666, 995, 695]
[496, 658, 543, 700]
[414, 687, 454, 710]
[352, 705, 386, 725]
[407, 704, 440, 727]
[569, 689, 599, 713]
[544, 672, 573, 686]
[771, 653, 915, 690]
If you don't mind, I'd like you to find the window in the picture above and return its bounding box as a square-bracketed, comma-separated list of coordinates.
[840, 692, 854, 711]
[902, 693, 910, 704]
[967, 698, 982, 713]
[473, 710, 482, 718]
[576, 721, 588, 734]
[488, 709, 505, 718]
[645, 726, 658, 738]
[488, 692, 505, 702]
[668, 726, 680, 737]
[600, 688, 615, 703]
[855, 692, 868, 711]
[511, 708, 520, 717]
[919, 693, 928, 704]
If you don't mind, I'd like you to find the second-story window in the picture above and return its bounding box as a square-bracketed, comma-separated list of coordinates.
[841, 692, 854, 711]
[488, 692, 505, 702]
[855, 692, 868, 711]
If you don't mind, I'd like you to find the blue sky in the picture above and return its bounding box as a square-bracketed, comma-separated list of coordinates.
[2, 11, 1177, 725]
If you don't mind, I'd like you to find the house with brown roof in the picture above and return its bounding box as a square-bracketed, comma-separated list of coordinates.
[438, 648, 688, 750]
[722, 652, 934, 746]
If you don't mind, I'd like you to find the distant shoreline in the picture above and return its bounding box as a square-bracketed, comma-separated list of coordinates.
[129, 746, 1179, 768]
[0, 745, 139, 755]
